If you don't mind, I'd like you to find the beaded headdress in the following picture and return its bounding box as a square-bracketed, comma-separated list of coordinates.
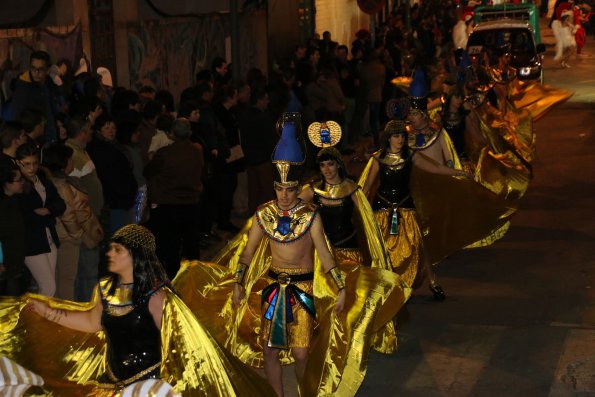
[111, 224, 156, 255]
[384, 120, 407, 136]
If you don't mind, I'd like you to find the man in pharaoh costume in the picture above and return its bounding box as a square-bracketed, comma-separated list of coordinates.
[0, 224, 276, 396]
[172, 113, 409, 397]
[298, 120, 408, 352]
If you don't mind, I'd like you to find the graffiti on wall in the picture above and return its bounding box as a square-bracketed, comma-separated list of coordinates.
[127, 15, 263, 103]
[127, 17, 226, 102]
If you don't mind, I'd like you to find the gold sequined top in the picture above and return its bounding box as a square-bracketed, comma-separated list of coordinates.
[255, 199, 318, 243]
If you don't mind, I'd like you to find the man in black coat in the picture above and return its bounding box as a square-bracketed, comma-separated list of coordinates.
[238, 87, 277, 214]
[145, 118, 204, 279]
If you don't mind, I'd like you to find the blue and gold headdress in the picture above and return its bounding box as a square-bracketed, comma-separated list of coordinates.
[272, 112, 306, 188]
[408, 68, 429, 117]
[307, 120, 343, 166]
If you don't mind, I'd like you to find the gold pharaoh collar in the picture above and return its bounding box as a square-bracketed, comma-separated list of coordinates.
[313, 178, 359, 200]
[406, 124, 440, 150]
[255, 200, 318, 243]
[376, 151, 408, 169]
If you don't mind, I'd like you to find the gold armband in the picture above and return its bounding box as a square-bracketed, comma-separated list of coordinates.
[327, 266, 346, 290]
[235, 262, 248, 285]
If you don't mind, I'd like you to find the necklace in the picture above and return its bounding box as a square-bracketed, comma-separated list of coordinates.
[275, 199, 301, 214]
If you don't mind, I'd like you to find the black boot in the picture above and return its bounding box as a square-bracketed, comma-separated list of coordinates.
[429, 282, 446, 301]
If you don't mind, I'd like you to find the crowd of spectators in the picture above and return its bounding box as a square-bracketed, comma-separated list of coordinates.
[1, 0, 590, 300]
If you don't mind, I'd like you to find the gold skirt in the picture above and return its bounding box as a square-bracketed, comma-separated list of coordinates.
[260, 266, 316, 349]
[374, 208, 426, 288]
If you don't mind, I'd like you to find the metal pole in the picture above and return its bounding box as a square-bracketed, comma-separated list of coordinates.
[230, 0, 240, 82]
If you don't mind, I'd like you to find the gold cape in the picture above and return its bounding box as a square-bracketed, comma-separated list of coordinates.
[466, 78, 570, 201]
[358, 140, 515, 265]
[173, 218, 410, 397]
[466, 98, 535, 201]
[304, 179, 404, 353]
[512, 80, 573, 121]
[0, 286, 275, 396]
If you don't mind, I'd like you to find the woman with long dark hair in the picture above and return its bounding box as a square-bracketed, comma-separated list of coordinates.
[2, 224, 274, 395]
[299, 122, 380, 260]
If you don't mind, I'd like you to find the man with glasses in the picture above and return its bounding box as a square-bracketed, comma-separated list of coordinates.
[9, 50, 58, 144]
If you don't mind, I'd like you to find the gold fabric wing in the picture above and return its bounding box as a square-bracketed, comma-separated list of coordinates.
[512, 80, 572, 121]
[0, 292, 107, 397]
[159, 289, 275, 396]
[174, 219, 410, 397]
[409, 152, 515, 263]
[0, 287, 275, 396]
[358, 150, 514, 265]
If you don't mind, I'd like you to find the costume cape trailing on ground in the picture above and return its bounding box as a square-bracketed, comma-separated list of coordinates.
[173, 113, 408, 396]
[511, 80, 573, 121]
[303, 120, 406, 353]
[0, 280, 275, 397]
[358, 126, 515, 265]
[172, 214, 410, 397]
[463, 64, 569, 201]
[303, 178, 403, 353]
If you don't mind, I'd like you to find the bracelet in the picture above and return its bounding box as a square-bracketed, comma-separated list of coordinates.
[327, 266, 346, 291]
[235, 262, 248, 285]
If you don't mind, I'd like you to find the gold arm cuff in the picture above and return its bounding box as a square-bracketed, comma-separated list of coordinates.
[235, 262, 248, 285]
[327, 266, 346, 290]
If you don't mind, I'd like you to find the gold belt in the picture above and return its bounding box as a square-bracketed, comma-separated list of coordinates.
[97, 361, 161, 391]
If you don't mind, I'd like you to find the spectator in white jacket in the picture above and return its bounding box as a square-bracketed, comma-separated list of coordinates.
[552, 11, 578, 67]
[453, 15, 474, 51]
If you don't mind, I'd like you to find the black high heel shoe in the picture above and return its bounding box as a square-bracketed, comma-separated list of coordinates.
[429, 283, 446, 301]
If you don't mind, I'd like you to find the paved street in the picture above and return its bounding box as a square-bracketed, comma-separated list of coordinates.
[204, 20, 595, 397]
[358, 23, 595, 397]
